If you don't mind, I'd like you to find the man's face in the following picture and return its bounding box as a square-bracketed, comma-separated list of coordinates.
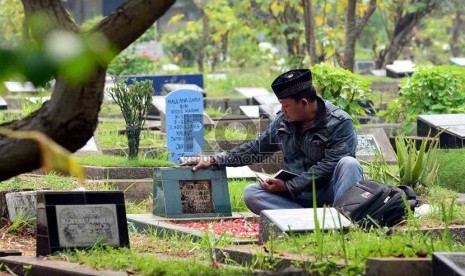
[279, 98, 306, 122]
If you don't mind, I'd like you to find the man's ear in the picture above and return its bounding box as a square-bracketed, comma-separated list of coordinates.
[300, 98, 309, 106]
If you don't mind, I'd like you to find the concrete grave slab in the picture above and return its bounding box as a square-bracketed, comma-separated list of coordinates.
[252, 94, 281, 119]
[259, 208, 351, 243]
[450, 57, 465, 67]
[234, 87, 270, 99]
[371, 69, 387, 77]
[153, 167, 231, 218]
[26, 97, 50, 104]
[3, 81, 37, 93]
[239, 105, 260, 119]
[0, 97, 7, 110]
[357, 127, 396, 164]
[36, 191, 129, 256]
[5, 190, 42, 221]
[75, 136, 100, 155]
[433, 252, 465, 275]
[366, 257, 431, 276]
[417, 114, 465, 148]
[386, 60, 416, 78]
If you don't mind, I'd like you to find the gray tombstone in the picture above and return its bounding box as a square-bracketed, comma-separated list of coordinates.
[386, 60, 415, 78]
[354, 60, 375, 75]
[165, 89, 204, 164]
[5, 191, 41, 221]
[0, 97, 7, 110]
[357, 127, 396, 164]
[450, 57, 465, 67]
[75, 136, 101, 155]
[3, 81, 37, 93]
[259, 208, 351, 243]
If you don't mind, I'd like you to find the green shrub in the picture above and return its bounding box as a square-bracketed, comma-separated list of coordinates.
[107, 79, 153, 159]
[381, 66, 465, 131]
[435, 149, 465, 192]
[311, 64, 373, 125]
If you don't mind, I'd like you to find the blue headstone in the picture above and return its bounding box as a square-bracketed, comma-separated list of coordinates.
[166, 89, 204, 164]
[125, 74, 204, 95]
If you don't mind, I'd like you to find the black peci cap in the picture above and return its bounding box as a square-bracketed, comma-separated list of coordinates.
[271, 69, 316, 99]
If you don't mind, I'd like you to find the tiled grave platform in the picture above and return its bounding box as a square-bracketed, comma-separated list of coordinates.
[127, 213, 258, 244]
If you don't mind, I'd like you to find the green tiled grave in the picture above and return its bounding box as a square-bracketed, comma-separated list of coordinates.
[153, 167, 232, 218]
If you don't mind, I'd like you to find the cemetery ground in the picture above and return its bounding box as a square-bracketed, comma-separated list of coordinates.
[1, 71, 465, 275]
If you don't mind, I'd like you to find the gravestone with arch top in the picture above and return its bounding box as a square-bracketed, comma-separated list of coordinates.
[165, 89, 204, 164]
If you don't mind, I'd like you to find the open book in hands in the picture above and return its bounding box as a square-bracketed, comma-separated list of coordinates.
[254, 169, 300, 182]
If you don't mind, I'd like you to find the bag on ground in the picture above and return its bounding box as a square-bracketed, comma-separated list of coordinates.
[333, 180, 417, 229]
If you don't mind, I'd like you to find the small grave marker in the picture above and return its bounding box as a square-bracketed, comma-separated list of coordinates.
[239, 105, 260, 119]
[252, 94, 281, 119]
[153, 167, 232, 218]
[5, 191, 41, 221]
[357, 127, 396, 164]
[259, 208, 351, 243]
[36, 191, 129, 256]
[75, 136, 100, 154]
[165, 89, 204, 164]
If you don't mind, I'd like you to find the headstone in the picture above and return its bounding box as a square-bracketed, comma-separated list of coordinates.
[153, 167, 232, 218]
[252, 94, 281, 120]
[450, 57, 465, 67]
[162, 83, 206, 97]
[226, 166, 257, 179]
[234, 87, 270, 99]
[5, 191, 41, 222]
[433, 252, 465, 275]
[354, 60, 375, 75]
[417, 114, 465, 148]
[165, 89, 204, 164]
[357, 127, 397, 164]
[239, 105, 260, 119]
[3, 81, 37, 93]
[151, 95, 213, 133]
[386, 60, 415, 78]
[259, 208, 351, 243]
[0, 97, 7, 110]
[125, 74, 204, 95]
[36, 191, 129, 256]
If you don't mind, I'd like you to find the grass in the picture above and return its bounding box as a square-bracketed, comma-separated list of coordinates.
[205, 106, 230, 118]
[97, 121, 165, 149]
[204, 66, 275, 98]
[435, 149, 465, 192]
[205, 125, 257, 141]
[55, 246, 251, 276]
[76, 155, 174, 167]
[228, 179, 250, 212]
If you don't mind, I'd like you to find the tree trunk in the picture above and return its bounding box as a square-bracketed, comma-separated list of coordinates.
[0, 0, 175, 181]
[375, 2, 438, 69]
[450, 10, 463, 57]
[343, 0, 376, 71]
[302, 0, 316, 65]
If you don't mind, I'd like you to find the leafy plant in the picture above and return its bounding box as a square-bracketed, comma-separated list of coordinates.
[20, 98, 43, 117]
[394, 134, 440, 193]
[311, 63, 373, 125]
[6, 212, 35, 234]
[107, 78, 153, 159]
[381, 66, 465, 131]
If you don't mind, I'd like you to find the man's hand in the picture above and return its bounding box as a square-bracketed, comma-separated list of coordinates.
[179, 156, 214, 171]
[258, 177, 288, 193]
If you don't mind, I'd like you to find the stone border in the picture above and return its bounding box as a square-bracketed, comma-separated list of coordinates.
[0, 256, 126, 276]
[83, 166, 153, 180]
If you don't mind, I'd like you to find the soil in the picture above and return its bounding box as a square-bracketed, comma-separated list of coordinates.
[173, 217, 260, 239]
